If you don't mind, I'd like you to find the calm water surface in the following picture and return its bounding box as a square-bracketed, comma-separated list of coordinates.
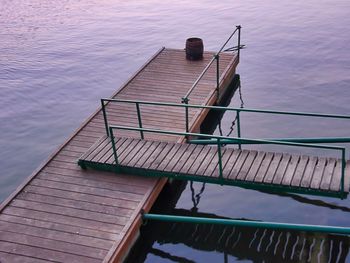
[1, 0, 350, 262]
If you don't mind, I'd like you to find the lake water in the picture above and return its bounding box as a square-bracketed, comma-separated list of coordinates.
[1, 0, 350, 262]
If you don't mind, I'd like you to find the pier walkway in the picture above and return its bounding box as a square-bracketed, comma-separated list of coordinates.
[0, 45, 239, 262]
[78, 134, 350, 199]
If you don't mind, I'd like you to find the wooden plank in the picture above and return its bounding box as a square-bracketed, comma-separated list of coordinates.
[211, 147, 236, 178]
[171, 144, 198, 173]
[236, 150, 258, 181]
[30, 179, 143, 202]
[272, 154, 291, 185]
[3, 206, 122, 234]
[204, 148, 228, 177]
[187, 146, 211, 175]
[310, 157, 327, 190]
[0, 220, 112, 250]
[254, 152, 274, 183]
[88, 138, 113, 163]
[228, 150, 249, 180]
[0, 231, 106, 259]
[281, 155, 300, 186]
[156, 143, 183, 171]
[179, 145, 205, 174]
[37, 172, 150, 195]
[0, 214, 118, 241]
[119, 139, 147, 166]
[0, 251, 49, 263]
[99, 138, 128, 164]
[164, 144, 191, 172]
[40, 167, 153, 188]
[320, 158, 336, 191]
[125, 140, 153, 167]
[291, 155, 309, 187]
[10, 199, 128, 226]
[245, 151, 265, 182]
[24, 185, 138, 210]
[300, 156, 318, 188]
[79, 135, 108, 160]
[203, 148, 223, 177]
[263, 153, 283, 184]
[17, 191, 133, 218]
[0, 241, 100, 263]
[330, 160, 342, 192]
[117, 139, 143, 164]
[148, 143, 176, 170]
[106, 138, 136, 164]
[196, 147, 218, 176]
[134, 141, 162, 168]
[141, 142, 169, 169]
[221, 149, 242, 179]
[345, 161, 350, 192]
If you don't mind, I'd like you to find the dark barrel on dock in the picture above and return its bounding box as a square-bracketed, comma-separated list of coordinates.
[186, 38, 203, 60]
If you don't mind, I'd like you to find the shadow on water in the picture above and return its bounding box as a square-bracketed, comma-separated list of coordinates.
[126, 180, 350, 263]
[126, 76, 350, 262]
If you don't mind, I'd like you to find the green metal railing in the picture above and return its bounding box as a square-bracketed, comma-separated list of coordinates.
[101, 98, 350, 147]
[143, 213, 350, 236]
[181, 25, 242, 109]
[107, 125, 347, 194]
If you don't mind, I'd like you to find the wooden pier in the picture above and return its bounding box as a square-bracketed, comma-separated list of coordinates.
[0, 47, 239, 262]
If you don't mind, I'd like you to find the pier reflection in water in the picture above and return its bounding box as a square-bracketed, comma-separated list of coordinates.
[127, 180, 350, 263]
[126, 77, 350, 262]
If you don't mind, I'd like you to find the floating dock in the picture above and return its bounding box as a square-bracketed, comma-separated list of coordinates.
[0, 46, 239, 262]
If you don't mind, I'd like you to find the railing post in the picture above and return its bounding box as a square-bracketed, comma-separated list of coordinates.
[236, 110, 242, 150]
[135, 102, 144, 139]
[182, 97, 190, 137]
[237, 25, 241, 61]
[215, 54, 220, 101]
[217, 138, 223, 181]
[101, 99, 109, 136]
[109, 127, 119, 165]
[341, 148, 346, 195]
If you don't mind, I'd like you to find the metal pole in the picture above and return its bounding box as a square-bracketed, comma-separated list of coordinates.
[217, 138, 223, 180]
[236, 110, 241, 149]
[341, 148, 346, 194]
[189, 137, 350, 145]
[215, 54, 220, 101]
[109, 127, 119, 165]
[237, 25, 241, 60]
[136, 102, 144, 139]
[143, 213, 350, 235]
[101, 99, 109, 136]
[182, 97, 190, 135]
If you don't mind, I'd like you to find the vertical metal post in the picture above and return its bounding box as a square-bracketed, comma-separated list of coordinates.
[341, 148, 345, 195]
[135, 102, 144, 139]
[101, 99, 109, 136]
[182, 97, 190, 137]
[237, 25, 241, 61]
[215, 54, 220, 101]
[217, 138, 223, 181]
[109, 127, 119, 165]
[236, 110, 242, 150]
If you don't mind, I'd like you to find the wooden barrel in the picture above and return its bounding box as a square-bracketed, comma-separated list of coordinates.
[186, 38, 203, 60]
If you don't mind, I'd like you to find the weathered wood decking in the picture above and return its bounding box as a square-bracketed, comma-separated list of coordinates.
[79, 136, 350, 197]
[0, 48, 238, 262]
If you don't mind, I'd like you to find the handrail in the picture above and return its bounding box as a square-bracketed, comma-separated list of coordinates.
[143, 213, 350, 235]
[101, 98, 350, 119]
[181, 25, 242, 104]
[101, 98, 350, 141]
[108, 125, 346, 194]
